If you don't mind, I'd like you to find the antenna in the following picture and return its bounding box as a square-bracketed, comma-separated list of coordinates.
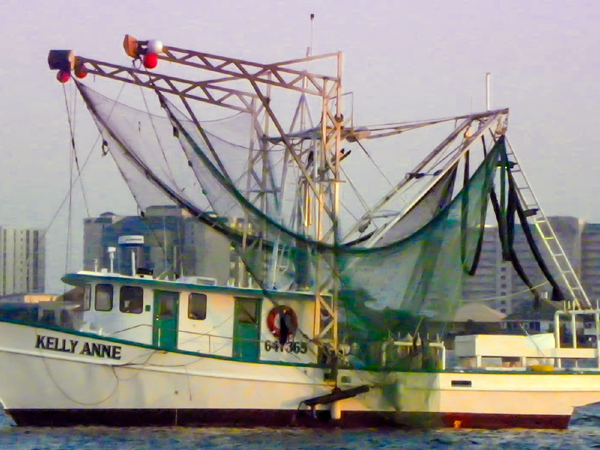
[107, 247, 116, 273]
[485, 72, 491, 111]
[308, 13, 315, 57]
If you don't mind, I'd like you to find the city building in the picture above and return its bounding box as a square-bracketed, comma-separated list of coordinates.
[581, 222, 600, 304]
[0, 226, 46, 296]
[83, 207, 231, 285]
[83, 210, 600, 305]
[461, 216, 596, 316]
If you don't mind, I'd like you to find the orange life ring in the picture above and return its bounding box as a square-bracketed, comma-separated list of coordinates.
[266, 306, 298, 339]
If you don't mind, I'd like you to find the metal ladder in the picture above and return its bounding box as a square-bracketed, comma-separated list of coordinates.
[504, 137, 591, 310]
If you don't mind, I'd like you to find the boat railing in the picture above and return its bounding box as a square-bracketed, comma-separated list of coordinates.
[553, 308, 600, 369]
[106, 323, 152, 337]
[381, 339, 446, 370]
[106, 324, 313, 358]
[455, 325, 600, 371]
[108, 324, 235, 353]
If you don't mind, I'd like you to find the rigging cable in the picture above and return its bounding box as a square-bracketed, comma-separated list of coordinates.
[62, 83, 91, 218]
[34, 81, 128, 284]
[466, 280, 552, 303]
[136, 63, 179, 190]
[135, 65, 186, 276]
[63, 84, 74, 281]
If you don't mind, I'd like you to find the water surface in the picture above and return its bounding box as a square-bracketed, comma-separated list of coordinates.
[0, 406, 598, 449]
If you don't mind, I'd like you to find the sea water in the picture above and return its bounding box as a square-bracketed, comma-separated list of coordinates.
[0, 406, 598, 450]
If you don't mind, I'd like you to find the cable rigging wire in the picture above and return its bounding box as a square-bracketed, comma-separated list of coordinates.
[25, 81, 129, 294]
[136, 64, 179, 191]
[62, 83, 91, 218]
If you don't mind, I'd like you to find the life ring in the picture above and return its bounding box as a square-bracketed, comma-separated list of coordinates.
[267, 306, 298, 343]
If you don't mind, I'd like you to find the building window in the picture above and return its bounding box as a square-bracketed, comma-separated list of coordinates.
[120, 286, 143, 314]
[189, 293, 207, 320]
[83, 284, 92, 311]
[95, 284, 113, 311]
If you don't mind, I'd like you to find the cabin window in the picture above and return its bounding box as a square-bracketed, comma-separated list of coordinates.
[83, 284, 92, 311]
[188, 293, 207, 320]
[95, 284, 113, 311]
[120, 286, 144, 314]
[236, 298, 258, 324]
[40, 310, 56, 326]
[157, 294, 177, 318]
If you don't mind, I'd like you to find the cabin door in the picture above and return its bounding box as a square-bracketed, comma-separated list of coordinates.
[232, 297, 260, 360]
[153, 290, 179, 350]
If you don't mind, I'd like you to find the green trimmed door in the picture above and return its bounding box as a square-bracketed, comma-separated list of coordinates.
[153, 290, 179, 350]
[233, 298, 260, 360]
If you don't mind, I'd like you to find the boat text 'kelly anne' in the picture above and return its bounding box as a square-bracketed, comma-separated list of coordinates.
[35, 335, 122, 360]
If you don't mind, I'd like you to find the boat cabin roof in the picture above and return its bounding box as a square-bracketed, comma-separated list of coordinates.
[62, 271, 321, 301]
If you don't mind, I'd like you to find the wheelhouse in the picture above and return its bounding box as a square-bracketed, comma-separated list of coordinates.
[64, 271, 318, 364]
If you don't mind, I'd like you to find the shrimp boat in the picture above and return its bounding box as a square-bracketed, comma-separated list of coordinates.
[1, 35, 600, 429]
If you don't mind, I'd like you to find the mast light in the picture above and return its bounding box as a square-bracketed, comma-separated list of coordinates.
[123, 34, 163, 70]
[48, 50, 75, 72]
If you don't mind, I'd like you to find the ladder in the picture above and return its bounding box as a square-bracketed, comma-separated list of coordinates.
[504, 137, 592, 310]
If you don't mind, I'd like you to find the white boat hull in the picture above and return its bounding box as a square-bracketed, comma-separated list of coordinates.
[1, 322, 600, 428]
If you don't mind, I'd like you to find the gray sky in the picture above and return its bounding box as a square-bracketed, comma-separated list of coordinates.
[1, 0, 599, 293]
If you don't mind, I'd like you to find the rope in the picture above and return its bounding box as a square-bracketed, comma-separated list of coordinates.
[62, 83, 91, 217]
[136, 64, 179, 190]
[354, 139, 396, 192]
[36, 328, 120, 406]
[39, 82, 128, 253]
[18, 81, 129, 295]
[466, 280, 553, 303]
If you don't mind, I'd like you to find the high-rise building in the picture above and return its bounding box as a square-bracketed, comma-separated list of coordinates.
[581, 223, 600, 304]
[461, 216, 593, 314]
[83, 212, 123, 273]
[461, 225, 515, 313]
[0, 227, 45, 296]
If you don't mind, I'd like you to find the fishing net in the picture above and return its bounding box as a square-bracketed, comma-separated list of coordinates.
[76, 81, 564, 369]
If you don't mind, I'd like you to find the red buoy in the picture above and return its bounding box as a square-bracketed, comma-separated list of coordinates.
[56, 71, 70, 83]
[143, 53, 158, 69]
[74, 64, 88, 79]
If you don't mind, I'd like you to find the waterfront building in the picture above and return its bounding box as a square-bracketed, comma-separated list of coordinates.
[83, 211, 600, 305]
[581, 223, 600, 305]
[83, 207, 231, 285]
[462, 216, 589, 315]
